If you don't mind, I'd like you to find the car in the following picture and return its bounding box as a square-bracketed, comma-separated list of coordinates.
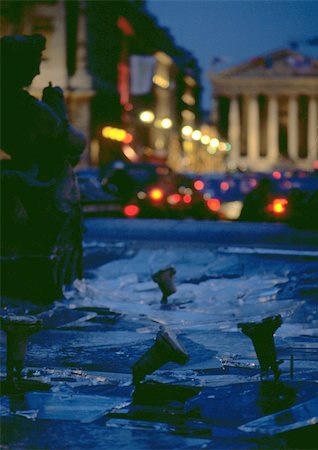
[100, 161, 220, 220]
[75, 169, 121, 217]
[238, 172, 318, 228]
[190, 172, 260, 220]
[191, 169, 318, 227]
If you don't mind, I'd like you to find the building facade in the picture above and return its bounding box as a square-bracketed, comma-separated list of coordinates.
[1, 0, 94, 167]
[210, 49, 318, 172]
[1, 0, 203, 171]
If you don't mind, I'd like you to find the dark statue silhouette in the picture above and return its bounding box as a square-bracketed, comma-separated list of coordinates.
[0, 34, 86, 303]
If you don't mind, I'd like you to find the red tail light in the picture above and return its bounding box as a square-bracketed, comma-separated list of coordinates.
[207, 198, 221, 212]
[220, 181, 230, 192]
[167, 193, 182, 205]
[272, 170, 282, 180]
[149, 187, 164, 202]
[183, 194, 192, 204]
[123, 204, 140, 217]
[267, 198, 288, 215]
[194, 180, 205, 191]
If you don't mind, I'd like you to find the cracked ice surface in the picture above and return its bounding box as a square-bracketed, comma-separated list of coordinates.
[1, 241, 317, 386]
[1, 238, 318, 450]
[52, 243, 318, 384]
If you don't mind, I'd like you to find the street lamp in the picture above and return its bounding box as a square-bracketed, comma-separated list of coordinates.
[161, 118, 172, 129]
[191, 130, 201, 141]
[139, 110, 155, 123]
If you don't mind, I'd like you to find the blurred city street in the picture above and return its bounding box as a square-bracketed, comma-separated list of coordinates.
[1, 1, 318, 449]
[1, 218, 318, 449]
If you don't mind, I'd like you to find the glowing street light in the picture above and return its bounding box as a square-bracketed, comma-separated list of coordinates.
[181, 125, 193, 136]
[200, 134, 210, 145]
[161, 118, 172, 129]
[139, 110, 155, 123]
[191, 130, 202, 141]
[210, 137, 219, 147]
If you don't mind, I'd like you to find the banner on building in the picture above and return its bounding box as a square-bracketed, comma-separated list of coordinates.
[130, 55, 155, 96]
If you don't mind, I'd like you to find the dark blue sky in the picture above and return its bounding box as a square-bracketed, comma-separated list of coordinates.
[146, 0, 318, 110]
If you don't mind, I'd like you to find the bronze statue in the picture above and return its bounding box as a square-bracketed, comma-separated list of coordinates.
[0, 34, 86, 303]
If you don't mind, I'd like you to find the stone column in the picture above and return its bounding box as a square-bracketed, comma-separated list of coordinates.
[307, 96, 318, 164]
[267, 95, 279, 164]
[247, 95, 260, 164]
[228, 96, 241, 161]
[30, 1, 68, 92]
[69, 0, 94, 168]
[287, 95, 299, 161]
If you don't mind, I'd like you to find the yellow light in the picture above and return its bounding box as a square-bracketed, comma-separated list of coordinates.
[181, 110, 195, 120]
[210, 137, 219, 147]
[152, 74, 170, 89]
[102, 126, 111, 138]
[102, 126, 128, 142]
[219, 141, 227, 151]
[207, 146, 216, 154]
[181, 93, 195, 105]
[192, 130, 202, 141]
[183, 141, 193, 152]
[201, 135, 210, 145]
[161, 118, 172, 129]
[154, 138, 165, 149]
[184, 75, 196, 87]
[149, 188, 164, 201]
[182, 125, 193, 136]
[139, 110, 155, 123]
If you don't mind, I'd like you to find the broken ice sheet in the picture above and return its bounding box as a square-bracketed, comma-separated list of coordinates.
[23, 392, 130, 423]
[15, 409, 39, 420]
[238, 397, 318, 435]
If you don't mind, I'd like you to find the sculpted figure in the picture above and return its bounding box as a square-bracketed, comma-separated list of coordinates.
[0, 34, 86, 303]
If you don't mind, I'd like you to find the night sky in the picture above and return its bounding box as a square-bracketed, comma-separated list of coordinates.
[147, 0, 318, 111]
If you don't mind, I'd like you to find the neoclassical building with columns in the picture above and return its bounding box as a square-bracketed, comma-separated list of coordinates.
[210, 49, 318, 172]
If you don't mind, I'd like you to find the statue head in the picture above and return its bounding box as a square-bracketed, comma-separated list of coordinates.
[1, 34, 46, 89]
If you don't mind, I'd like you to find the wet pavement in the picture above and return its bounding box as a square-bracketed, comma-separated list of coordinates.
[1, 219, 318, 449]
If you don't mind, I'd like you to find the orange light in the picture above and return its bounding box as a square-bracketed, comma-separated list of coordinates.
[220, 181, 230, 191]
[149, 188, 164, 201]
[123, 133, 133, 144]
[194, 180, 204, 191]
[167, 193, 182, 205]
[272, 170, 282, 180]
[271, 198, 288, 214]
[183, 194, 192, 204]
[123, 204, 140, 217]
[207, 198, 221, 212]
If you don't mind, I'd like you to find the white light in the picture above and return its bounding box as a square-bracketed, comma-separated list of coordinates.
[122, 145, 139, 161]
[139, 110, 154, 123]
[161, 118, 172, 129]
[192, 130, 202, 141]
[201, 135, 210, 145]
[137, 191, 147, 199]
[210, 137, 219, 147]
[182, 125, 193, 136]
